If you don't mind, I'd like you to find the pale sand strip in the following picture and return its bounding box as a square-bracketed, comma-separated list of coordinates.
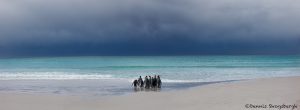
[1, 76, 300, 110]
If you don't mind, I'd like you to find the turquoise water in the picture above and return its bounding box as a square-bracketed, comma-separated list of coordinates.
[1, 55, 300, 82]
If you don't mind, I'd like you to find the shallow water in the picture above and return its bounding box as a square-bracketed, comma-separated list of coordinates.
[0, 55, 299, 96]
[0, 79, 226, 96]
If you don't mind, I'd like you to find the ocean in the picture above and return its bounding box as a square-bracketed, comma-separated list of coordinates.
[0, 55, 300, 96]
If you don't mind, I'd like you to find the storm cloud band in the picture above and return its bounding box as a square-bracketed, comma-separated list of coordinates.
[0, 0, 300, 57]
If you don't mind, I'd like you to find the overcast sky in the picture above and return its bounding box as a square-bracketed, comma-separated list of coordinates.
[0, 0, 300, 57]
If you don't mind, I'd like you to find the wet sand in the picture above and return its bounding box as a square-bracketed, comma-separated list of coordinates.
[1, 76, 300, 110]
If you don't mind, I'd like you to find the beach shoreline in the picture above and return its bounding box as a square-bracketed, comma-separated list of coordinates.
[1, 76, 300, 110]
[0, 78, 232, 96]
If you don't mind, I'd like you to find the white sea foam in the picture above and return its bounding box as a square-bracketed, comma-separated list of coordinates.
[161, 78, 240, 83]
[0, 72, 114, 80]
[162, 79, 204, 83]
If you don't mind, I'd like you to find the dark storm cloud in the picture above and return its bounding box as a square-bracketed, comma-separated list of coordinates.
[0, 0, 300, 57]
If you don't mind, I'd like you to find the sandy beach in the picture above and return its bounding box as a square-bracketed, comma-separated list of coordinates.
[1, 76, 300, 110]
